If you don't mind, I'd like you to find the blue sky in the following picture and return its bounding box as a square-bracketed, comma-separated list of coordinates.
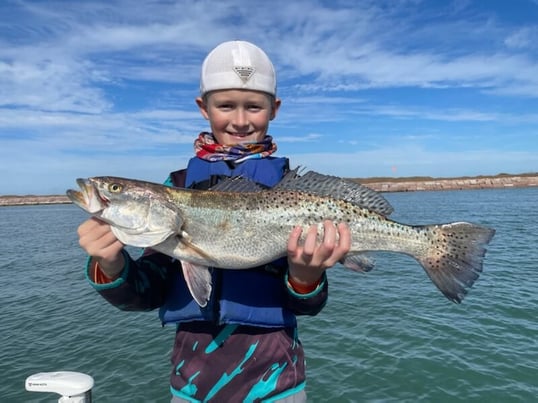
[1, 0, 537, 195]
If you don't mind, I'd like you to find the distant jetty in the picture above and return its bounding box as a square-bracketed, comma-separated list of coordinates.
[0, 195, 71, 207]
[1, 173, 537, 207]
[353, 172, 538, 193]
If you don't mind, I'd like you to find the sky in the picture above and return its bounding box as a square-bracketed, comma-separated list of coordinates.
[1, 0, 537, 195]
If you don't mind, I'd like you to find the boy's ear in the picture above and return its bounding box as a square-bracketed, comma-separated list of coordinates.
[270, 98, 282, 120]
[196, 97, 210, 120]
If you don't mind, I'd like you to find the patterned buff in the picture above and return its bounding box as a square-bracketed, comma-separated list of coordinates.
[194, 132, 277, 163]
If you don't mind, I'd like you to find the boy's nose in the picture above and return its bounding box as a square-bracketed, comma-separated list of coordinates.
[232, 109, 248, 127]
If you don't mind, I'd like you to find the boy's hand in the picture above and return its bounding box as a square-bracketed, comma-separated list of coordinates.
[286, 220, 351, 287]
[78, 217, 125, 278]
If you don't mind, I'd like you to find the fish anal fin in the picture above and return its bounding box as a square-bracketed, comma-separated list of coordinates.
[341, 253, 376, 272]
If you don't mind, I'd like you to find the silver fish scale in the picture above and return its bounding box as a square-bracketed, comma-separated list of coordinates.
[178, 189, 415, 269]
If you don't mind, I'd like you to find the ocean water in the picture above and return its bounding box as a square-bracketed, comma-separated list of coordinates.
[0, 188, 536, 402]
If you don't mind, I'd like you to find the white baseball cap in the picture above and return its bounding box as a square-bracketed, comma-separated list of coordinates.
[200, 41, 276, 96]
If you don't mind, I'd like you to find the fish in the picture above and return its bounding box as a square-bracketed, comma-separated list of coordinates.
[66, 170, 495, 307]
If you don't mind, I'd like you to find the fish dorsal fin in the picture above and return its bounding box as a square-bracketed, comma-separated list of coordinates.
[274, 168, 394, 216]
[209, 176, 267, 193]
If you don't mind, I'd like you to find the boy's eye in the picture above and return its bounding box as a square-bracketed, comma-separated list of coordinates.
[213, 103, 265, 111]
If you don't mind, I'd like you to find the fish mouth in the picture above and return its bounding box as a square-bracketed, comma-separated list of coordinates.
[66, 178, 108, 214]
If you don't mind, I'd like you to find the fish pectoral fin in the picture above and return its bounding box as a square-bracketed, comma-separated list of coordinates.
[181, 260, 212, 308]
[111, 226, 175, 247]
[178, 235, 218, 265]
[340, 253, 376, 272]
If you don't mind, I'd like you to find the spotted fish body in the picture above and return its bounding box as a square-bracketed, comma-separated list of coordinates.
[67, 170, 495, 307]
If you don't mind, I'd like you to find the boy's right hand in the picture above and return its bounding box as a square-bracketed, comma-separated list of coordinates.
[78, 217, 125, 279]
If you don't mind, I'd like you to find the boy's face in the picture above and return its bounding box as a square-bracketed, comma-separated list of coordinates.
[196, 90, 281, 145]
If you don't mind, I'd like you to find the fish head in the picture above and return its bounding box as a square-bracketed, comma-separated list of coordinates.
[67, 177, 183, 247]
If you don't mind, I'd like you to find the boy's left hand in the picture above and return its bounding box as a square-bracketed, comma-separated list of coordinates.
[287, 220, 351, 287]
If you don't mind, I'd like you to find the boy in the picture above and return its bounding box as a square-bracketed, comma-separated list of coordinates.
[77, 40, 351, 402]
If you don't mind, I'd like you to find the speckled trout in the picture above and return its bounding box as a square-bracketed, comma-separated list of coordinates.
[67, 170, 495, 307]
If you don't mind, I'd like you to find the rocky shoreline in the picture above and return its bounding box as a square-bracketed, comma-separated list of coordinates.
[1, 173, 536, 207]
[354, 173, 538, 193]
[0, 194, 71, 207]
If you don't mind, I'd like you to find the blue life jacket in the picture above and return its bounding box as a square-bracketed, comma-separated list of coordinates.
[158, 157, 297, 328]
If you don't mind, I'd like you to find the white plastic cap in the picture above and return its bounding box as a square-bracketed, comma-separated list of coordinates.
[200, 40, 276, 96]
[25, 371, 94, 397]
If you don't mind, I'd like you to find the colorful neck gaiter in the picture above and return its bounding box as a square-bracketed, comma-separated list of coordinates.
[194, 132, 277, 163]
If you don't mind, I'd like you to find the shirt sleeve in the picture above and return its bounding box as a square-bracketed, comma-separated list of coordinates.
[86, 249, 179, 311]
[284, 270, 328, 316]
[265, 257, 328, 316]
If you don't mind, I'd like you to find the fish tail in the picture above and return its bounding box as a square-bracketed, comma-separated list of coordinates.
[415, 222, 495, 303]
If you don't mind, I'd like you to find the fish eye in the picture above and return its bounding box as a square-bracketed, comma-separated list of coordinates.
[109, 183, 123, 193]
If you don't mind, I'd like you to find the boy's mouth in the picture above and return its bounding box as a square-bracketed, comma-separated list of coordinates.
[228, 132, 253, 138]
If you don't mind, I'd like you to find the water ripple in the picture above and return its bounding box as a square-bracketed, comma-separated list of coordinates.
[1, 190, 537, 402]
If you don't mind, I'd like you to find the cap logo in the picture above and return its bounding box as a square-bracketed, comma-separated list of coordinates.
[233, 66, 255, 83]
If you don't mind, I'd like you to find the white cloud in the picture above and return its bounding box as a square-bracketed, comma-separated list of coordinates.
[277, 133, 323, 143]
[504, 27, 538, 49]
[0, 57, 111, 112]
